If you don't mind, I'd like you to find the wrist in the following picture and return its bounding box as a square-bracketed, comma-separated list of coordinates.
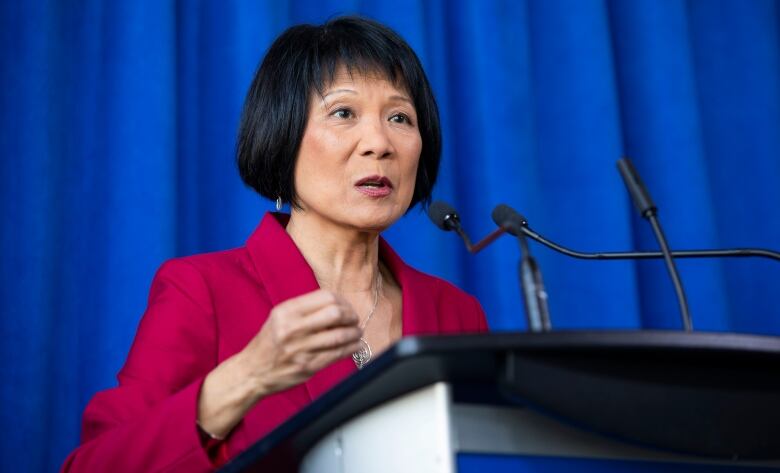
[197, 353, 268, 439]
[231, 348, 273, 399]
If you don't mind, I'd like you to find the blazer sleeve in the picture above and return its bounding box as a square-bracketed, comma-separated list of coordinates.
[61, 259, 219, 473]
[470, 295, 490, 333]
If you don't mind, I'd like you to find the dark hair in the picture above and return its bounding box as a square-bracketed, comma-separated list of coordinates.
[236, 16, 441, 210]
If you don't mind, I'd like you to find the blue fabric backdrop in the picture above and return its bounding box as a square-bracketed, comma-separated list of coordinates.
[2, 1, 779, 471]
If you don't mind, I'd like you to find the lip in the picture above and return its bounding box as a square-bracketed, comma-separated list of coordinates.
[354, 175, 394, 198]
[355, 175, 394, 188]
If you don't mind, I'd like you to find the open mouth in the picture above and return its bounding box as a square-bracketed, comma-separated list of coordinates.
[355, 175, 394, 197]
[355, 175, 393, 188]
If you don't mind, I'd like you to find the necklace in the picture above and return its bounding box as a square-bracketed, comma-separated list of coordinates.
[352, 271, 383, 369]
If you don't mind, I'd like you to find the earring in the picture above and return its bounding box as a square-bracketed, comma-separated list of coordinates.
[275, 196, 282, 211]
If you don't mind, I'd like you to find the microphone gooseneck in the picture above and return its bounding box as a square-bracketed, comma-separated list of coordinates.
[492, 204, 552, 332]
[617, 158, 691, 332]
[428, 201, 508, 254]
[492, 203, 780, 261]
[518, 227, 780, 261]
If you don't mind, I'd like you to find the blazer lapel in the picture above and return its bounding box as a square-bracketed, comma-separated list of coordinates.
[247, 212, 320, 305]
[246, 213, 356, 402]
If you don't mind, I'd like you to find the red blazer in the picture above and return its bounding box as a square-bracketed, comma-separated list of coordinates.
[62, 213, 488, 472]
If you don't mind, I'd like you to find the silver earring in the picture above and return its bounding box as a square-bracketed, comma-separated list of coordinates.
[275, 196, 282, 211]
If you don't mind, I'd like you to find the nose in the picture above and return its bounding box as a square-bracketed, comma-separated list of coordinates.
[357, 118, 395, 159]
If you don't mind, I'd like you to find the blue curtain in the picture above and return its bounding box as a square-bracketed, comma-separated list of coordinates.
[2, 1, 779, 471]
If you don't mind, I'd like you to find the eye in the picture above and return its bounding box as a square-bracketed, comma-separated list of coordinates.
[331, 108, 354, 119]
[389, 113, 413, 125]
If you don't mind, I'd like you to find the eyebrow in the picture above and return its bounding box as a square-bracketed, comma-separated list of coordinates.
[320, 89, 414, 105]
[322, 88, 357, 99]
[389, 94, 414, 105]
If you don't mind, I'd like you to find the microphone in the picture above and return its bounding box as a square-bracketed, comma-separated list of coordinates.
[616, 158, 656, 217]
[492, 205, 551, 332]
[427, 201, 459, 231]
[493, 204, 780, 331]
[428, 200, 551, 332]
[427, 201, 507, 254]
[491, 204, 528, 236]
[617, 158, 691, 331]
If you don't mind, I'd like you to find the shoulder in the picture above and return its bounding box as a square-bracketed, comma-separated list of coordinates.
[158, 247, 252, 276]
[147, 247, 262, 307]
[154, 247, 256, 285]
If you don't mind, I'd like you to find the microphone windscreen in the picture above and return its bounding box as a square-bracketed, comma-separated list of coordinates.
[428, 201, 458, 231]
[492, 204, 527, 235]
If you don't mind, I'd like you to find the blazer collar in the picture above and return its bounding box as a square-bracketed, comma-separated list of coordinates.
[245, 212, 439, 401]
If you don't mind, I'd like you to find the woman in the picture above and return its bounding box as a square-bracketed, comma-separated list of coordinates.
[62, 16, 487, 472]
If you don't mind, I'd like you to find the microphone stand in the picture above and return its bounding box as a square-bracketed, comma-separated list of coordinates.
[491, 205, 553, 332]
[617, 158, 691, 330]
[646, 214, 691, 330]
[517, 233, 552, 332]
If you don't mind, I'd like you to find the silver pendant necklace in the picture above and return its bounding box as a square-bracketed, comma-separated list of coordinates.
[352, 271, 383, 369]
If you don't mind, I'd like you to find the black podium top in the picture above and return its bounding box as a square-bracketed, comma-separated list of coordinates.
[220, 330, 780, 472]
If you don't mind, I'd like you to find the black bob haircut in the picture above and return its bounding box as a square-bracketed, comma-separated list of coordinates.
[237, 16, 441, 210]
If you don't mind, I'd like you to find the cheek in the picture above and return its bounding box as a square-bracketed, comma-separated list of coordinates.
[402, 137, 423, 189]
[405, 156, 420, 187]
[296, 128, 347, 190]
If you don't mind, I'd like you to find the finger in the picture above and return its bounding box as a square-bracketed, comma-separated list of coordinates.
[312, 340, 364, 359]
[288, 303, 359, 337]
[276, 302, 358, 342]
[302, 341, 364, 372]
[286, 325, 362, 355]
[273, 289, 348, 318]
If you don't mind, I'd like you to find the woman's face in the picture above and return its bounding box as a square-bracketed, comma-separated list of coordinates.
[292, 67, 422, 232]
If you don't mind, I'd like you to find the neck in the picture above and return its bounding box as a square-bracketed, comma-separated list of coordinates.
[285, 210, 381, 293]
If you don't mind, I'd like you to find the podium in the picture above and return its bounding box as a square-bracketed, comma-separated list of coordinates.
[219, 331, 780, 472]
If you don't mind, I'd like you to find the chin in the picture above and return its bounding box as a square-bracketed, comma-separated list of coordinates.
[345, 206, 402, 232]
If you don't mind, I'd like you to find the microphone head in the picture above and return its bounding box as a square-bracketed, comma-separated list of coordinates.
[428, 201, 461, 231]
[492, 204, 528, 236]
[617, 158, 657, 218]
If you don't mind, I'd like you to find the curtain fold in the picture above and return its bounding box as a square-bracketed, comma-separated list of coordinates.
[2, 1, 778, 470]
